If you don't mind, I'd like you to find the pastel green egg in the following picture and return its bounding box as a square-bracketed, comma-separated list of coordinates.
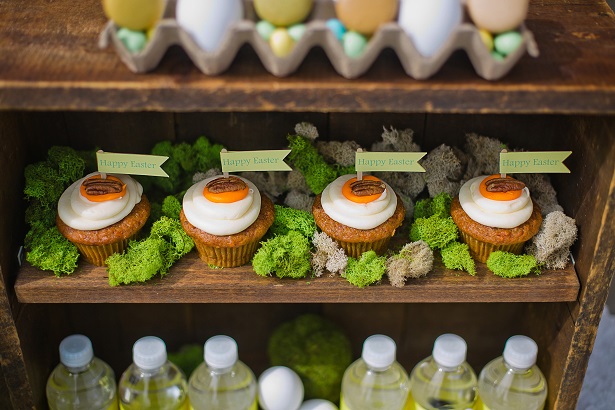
[343, 31, 368, 58]
[479, 29, 494, 52]
[269, 28, 296, 57]
[491, 50, 505, 61]
[117, 27, 148, 53]
[287, 24, 306, 42]
[256, 20, 276, 41]
[494, 31, 523, 56]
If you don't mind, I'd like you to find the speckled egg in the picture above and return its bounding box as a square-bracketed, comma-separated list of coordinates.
[467, 0, 529, 33]
[176, 0, 243, 53]
[398, 0, 462, 57]
[103, 0, 165, 31]
[254, 0, 314, 27]
[335, 0, 398, 35]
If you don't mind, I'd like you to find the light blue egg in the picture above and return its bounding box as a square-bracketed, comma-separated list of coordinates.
[326, 18, 346, 41]
[117, 27, 148, 52]
[494, 31, 523, 56]
[288, 24, 306, 42]
[256, 19, 276, 41]
[343, 31, 368, 58]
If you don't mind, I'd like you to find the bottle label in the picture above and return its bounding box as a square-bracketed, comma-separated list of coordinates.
[122, 402, 188, 410]
[189, 400, 257, 410]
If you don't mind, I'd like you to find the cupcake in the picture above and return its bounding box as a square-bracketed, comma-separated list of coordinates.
[312, 174, 405, 258]
[450, 174, 542, 263]
[180, 175, 275, 268]
[56, 172, 150, 266]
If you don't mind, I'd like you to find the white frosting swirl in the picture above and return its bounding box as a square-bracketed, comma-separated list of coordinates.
[57, 172, 144, 231]
[321, 174, 398, 230]
[459, 176, 533, 229]
[182, 176, 261, 236]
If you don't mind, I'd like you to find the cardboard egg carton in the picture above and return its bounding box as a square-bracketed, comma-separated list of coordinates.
[99, 0, 539, 80]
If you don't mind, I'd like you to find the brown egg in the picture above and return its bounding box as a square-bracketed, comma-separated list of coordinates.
[335, 0, 398, 35]
[466, 0, 529, 33]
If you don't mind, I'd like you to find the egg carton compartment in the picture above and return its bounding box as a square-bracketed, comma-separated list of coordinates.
[98, 0, 539, 80]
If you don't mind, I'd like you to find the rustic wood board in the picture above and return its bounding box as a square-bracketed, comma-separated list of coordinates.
[0, 0, 614, 113]
[14, 253, 579, 304]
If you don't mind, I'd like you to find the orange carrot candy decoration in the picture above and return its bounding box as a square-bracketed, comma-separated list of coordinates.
[342, 175, 387, 203]
[203, 176, 249, 203]
[80, 174, 127, 202]
[479, 174, 526, 201]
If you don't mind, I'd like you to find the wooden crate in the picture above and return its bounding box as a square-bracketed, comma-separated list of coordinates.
[1, 1, 614, 409]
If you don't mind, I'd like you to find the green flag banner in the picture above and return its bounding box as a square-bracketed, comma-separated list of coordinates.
[97, 152, 169, 177]
[355, 152, 426, 172]
[220, 150, 292, 172]
[500, 151, 572, 174]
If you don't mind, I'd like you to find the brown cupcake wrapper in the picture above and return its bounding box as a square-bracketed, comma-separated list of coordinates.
[193, 239, 261, 268]
[73, 234, 137, 266]
[458, 231, 526, 263]
[335, 237, 392, 259]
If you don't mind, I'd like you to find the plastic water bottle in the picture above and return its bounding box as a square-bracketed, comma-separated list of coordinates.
[340, 334, 409, 410]
[46, 334, 118, 410]
[188, 335, 257, 410]
[477, 335, 547, 410]
[118, 336, 188, 410]
[409, 334, 477, 410]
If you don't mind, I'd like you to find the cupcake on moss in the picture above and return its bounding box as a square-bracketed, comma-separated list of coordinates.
[56, 172, 150, 266]
[450, 174, 542, 263]
[312, 174, 405, 258]
[180, 175, 274, 268]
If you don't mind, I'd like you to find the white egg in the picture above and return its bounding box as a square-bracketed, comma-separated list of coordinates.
[299, 399, 339, 410]
[398, 0, 462, 57]
[258, 366, 304, 410]
[176, 0, 243, 53]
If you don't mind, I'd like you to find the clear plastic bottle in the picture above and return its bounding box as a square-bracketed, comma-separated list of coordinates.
[340, 334, 409, 410]
[477, 335, 547, 410]
[46, 334, 118, 410]
[188, 335, 257, 410]
[118, 336, 188, 410]
[409, 333, 477, 410]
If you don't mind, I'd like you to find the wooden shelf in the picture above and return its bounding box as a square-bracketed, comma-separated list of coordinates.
[14, 253, 579, 304]
[1, 0, 614, 113]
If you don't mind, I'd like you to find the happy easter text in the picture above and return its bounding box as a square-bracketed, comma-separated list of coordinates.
[99, 159, 156, 169]
[501, 158, 560, 169]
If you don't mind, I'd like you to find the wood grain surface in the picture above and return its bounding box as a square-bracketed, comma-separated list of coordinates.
[0, 0, 614, 112]
[14, 253, 579, 304]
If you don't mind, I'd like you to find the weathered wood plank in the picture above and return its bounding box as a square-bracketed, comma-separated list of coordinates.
[14, 254, 579, 304]
[0, 1, 614, 112]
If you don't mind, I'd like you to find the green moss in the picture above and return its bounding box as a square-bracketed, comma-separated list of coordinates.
[24, 162, 64, 204]
[193, 136, 224, 171]
[409, 216, 458, 249]
[414, 192, 453, 220]
[441, 242, 476, 275]
[268, 314, 353, 402]
[168, 344, 203, 379]
[344, 251, 386, 288]
[287, 135, 338, 195]
[269, 205, 317, 239]
[106, 217, 194, 286]
[26, 227, 79, 277]
[486, 252, 541, 278]
[252, 231, 311, 279]
[47, 146, 85, 184]
[161, 195, 182, 220]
